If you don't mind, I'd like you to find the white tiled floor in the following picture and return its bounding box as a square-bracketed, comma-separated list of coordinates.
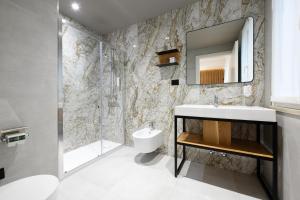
[63, 140, 122, 173]
[57, 146, 268, 200]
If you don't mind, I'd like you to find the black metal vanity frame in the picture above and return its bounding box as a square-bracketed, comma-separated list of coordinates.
[174, 115, 278, 200]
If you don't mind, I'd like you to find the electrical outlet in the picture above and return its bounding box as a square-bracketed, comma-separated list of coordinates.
[171, 79, 179, 85]
[0, 168, 4, 180]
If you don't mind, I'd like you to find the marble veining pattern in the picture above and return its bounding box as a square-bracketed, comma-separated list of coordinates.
[62, 17, 125, 153]
[105, 0, 265, 174]
[62, 18, 101, 153]
[100, 43, 125, 144]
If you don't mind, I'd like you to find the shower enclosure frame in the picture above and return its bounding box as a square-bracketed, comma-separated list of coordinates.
[57, 15, 125, 179]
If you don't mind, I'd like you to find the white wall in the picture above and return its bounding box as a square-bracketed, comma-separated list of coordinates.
[264, 0, 300, 199]
[277, 114, 300, 200]
[0, 0, 58, 185]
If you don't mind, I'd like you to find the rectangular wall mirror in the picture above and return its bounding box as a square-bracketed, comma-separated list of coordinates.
[186, 17, 254, 85]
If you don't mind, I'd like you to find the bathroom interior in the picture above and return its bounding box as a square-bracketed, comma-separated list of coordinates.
[0, 0, 299, 200]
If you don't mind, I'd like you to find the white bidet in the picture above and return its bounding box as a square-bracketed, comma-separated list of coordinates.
[132, 128, 163, 153]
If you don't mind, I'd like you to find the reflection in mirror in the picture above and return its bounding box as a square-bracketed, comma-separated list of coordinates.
[186, 17, 254, 85]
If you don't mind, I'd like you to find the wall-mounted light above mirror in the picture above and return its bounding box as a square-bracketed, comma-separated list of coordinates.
[186, 17, 254, 85]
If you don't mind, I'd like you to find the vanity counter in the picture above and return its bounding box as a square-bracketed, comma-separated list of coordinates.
[174, 104, 276, 122]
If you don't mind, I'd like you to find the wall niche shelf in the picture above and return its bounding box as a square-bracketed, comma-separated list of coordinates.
[156, 62, 179, 67]
[155, 48, 180, 67]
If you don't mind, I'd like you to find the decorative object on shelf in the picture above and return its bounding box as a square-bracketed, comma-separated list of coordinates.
[155, 48, 180, 67]
[169, 57, 176, 63]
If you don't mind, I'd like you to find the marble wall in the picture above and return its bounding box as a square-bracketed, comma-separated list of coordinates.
[62, 18, 101, 152]
[105, 0, 265, 174]
[100, 44, 125, 144]
[62, 17, 125, 152]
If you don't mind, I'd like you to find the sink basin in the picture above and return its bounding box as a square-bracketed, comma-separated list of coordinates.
[174, 105, 276, 122]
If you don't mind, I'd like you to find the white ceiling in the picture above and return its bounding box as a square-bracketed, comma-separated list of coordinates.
[199, 53, 231, 70]
[60, 0, 195, 34]
[187, 19, 245, 50]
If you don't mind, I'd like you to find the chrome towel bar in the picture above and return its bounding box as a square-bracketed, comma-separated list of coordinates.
[0, 126, 29, 134]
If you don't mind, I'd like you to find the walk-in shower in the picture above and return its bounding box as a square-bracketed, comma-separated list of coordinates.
[58, 17, 125, 175]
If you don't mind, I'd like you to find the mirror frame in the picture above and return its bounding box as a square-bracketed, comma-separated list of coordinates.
[185, 17, 255, 86]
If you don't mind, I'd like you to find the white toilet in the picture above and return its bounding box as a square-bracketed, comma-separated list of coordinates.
[0, 175, 59, 200]
[132, 128, 163, 153]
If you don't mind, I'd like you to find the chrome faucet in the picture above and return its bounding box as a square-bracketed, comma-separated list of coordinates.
[214, 95, 218, 107]
[148, 121, 154, 130]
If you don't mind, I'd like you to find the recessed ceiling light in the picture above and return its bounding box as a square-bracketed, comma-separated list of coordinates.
[165, 36, 170, 40]
[132, 44, 137, 48]
[62, 18, 66, 23]
[71, 2, 80, 11]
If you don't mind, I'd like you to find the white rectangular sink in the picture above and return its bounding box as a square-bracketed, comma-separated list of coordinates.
[175, 105, 276, 122]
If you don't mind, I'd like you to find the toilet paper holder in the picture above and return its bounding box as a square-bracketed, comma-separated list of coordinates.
[0, 127, 29, 147]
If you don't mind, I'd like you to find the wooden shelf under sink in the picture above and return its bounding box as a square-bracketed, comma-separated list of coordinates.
[177, 132, 273, 159]
[174, 114, 278, 199]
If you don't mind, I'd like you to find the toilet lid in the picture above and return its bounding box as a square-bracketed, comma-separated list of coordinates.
[0, 175, 59, 200]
